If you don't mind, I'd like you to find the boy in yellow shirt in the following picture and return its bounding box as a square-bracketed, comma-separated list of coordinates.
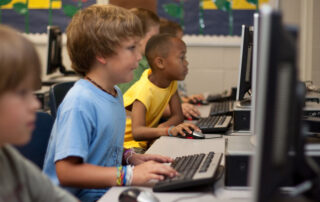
[124, 34, 201, 152]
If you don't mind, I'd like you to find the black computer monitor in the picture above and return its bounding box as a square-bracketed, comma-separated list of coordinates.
[250, 6, 319, 202]
[46, 26, 74, 76]
[236, 25, 254, 102]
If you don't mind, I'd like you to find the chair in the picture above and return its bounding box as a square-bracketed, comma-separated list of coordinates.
[15, 111, 54, 169]
[49, 81, 75, 118]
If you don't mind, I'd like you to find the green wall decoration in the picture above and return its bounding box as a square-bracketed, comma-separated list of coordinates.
[62, 0, 87, 18]
[13, 0, 29, 33]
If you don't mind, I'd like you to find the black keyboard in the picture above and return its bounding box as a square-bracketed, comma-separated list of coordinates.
[210, 100, 234, 116]
[196, 115, 232, 134]
[153, 152, 222, 192]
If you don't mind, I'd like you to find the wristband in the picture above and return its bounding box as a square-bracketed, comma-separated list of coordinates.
[168, 126, 174, 136]
[125, 165, 134, 186]
[116, 166, 123, 186]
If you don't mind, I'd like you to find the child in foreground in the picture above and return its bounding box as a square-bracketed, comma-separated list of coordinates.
[43, 5, 177, 202]
[0, 25, 78, 202]
[123, 34, 201, 153]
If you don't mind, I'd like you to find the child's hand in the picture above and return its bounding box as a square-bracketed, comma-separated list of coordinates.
[131, 161, 178, 185]
[170, 123, 200, 137]
[129, 153, 173, 165]
[188, 94, 205, 103]
[181, 103, 200, 119]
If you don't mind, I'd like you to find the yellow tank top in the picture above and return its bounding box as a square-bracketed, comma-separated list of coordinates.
[123, 69, 178, 149]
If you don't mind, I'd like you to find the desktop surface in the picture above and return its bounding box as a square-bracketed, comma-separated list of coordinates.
[98, 105, 252, 202]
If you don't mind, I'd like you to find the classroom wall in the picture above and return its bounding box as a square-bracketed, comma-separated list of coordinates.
[25, 0, 319, 93]
[25, 34, 241, 94]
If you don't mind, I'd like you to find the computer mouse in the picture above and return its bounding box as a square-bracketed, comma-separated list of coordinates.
[118, 188, 159, 202]
[178, 129, 205, 139]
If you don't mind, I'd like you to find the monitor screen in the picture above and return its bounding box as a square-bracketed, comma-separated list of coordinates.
[46, 26, 74, 76]
[47, 26, 63, 75]
[250, 6, 303, 202]
[236, 25, 254, 101]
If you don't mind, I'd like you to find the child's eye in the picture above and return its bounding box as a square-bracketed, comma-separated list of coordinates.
[127, 45, 136, 51]
[16, 89, 31, 98]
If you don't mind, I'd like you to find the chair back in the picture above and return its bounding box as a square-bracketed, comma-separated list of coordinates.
[15, 111, 54, 169]
[49, 81, 74, 117]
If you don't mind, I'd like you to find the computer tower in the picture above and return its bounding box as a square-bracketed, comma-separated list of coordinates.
[233, 102, 251, 131]
[225, 135, 253, 187]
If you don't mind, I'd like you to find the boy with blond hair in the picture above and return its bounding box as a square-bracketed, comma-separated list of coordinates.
[43, 5, 177, 202]
[123, 34, 201, 152]
[0, 25, 78, 202]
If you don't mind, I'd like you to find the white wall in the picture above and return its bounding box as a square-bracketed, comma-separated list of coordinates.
[25, 34, 241, 94]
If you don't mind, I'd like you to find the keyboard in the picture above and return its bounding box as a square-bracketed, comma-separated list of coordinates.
[210, 100, 234, 116]
[207, 93, 230, 102]
[195, 115, 232, 134]
[153, 152, 222, 192]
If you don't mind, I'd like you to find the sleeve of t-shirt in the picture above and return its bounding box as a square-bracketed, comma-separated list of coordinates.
[53, 108, 95, 163]
[10, 146, 79, 202]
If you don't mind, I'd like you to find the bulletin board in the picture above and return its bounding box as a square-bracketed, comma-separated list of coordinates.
[0, 0, 269, 35]
[0, 0, 95, 33]
[158, 0, 269, 35]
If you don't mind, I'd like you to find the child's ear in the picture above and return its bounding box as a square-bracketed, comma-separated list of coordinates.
[96, 56, 107, 65]
[154, 56, 165, 70]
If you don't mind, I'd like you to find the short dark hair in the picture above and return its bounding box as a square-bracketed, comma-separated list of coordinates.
[145, 34, 176, 69]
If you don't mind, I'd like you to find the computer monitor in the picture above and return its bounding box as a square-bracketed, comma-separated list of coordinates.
[46, 26, 74, 76]
[250, 6, 316, 202]
[250, 13, 260, 135]
[236, 25, 254, 102]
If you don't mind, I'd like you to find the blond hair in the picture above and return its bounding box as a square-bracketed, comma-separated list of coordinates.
[159, 18, 183, 37]
[130, 8, 160, 36]
[66, 4, 143, 76]
[0, 25, 41, 94]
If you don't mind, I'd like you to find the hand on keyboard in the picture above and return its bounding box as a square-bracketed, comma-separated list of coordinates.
[181, 103, 201, 120]
[131, 160, 178, 186]
[153, 152, 223, 192]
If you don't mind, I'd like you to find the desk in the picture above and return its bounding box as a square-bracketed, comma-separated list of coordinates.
[99, 136, 251, 202]
[99, 104, 252, 202]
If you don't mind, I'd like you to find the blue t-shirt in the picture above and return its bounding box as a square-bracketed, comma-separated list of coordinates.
[43, 79, 126, 202]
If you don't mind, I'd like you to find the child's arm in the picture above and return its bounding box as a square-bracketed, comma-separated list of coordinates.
[131, 100, 169, 140]
[131, 91, 199, 140]
[160, 91, 184, 126]
[55, 156, 177, 188]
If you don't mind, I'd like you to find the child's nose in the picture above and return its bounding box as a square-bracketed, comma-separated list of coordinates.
[136, 51, 142, 61]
